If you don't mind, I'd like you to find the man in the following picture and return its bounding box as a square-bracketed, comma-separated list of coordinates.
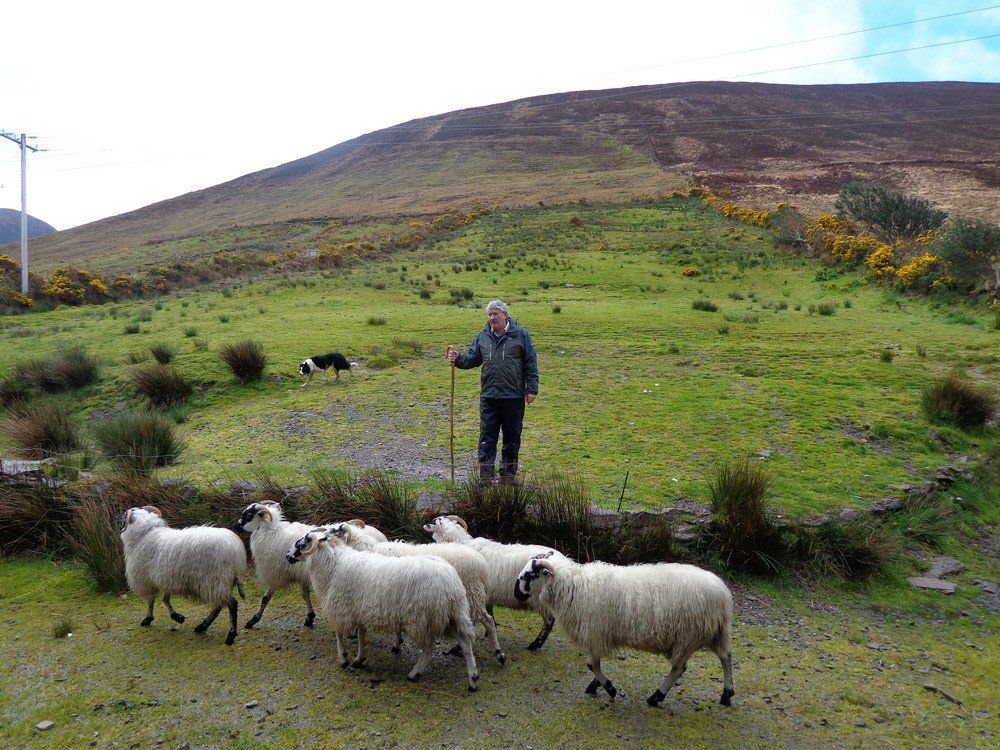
[447, 300, 539, 483]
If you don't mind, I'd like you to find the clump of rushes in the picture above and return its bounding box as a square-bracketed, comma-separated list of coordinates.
[219, 339, 267, 383]
[1, 399, 81, 459]
[91, 410, 184, 475]
[923, 372, 995, 429]
[131, 364, 192, 408]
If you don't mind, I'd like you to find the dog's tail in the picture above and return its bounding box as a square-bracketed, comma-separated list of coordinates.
[349, 361, 358, 368]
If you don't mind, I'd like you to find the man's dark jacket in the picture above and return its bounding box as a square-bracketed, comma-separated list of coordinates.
[454, 318, 539, 398]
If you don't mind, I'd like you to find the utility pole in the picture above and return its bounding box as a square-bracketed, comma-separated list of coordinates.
[1, 131, 45, 294]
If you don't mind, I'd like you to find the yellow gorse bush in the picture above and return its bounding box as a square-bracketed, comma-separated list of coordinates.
[866, 244, 897, 277]
[895, 253, 940, 288]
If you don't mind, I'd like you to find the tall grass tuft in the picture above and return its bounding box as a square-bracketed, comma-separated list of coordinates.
[219, 340, 268, 383]
[922, 372, 995, 429]
[149, 343, 176, 365]
[1, 400, 81, 459]
[0, 482, 72, 556]
[787, 519, 897, 580]
[131, 364, 192, 408]
[708, 458, 776, 570]
[15, 347, 99, 393]
[69, 491, 128, 592]
[92, 410, 184, 475]
[691, 298, 718, 312]
[300, 469, 420, 539]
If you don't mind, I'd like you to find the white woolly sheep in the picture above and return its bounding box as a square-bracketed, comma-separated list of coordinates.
[287, 525, 481, 691]
[332, 521, 505, 663]
[514, 552, 735, 707]
[424, 514, 567, 650]
[233, 502, 324, 629]
[119, 506, 247, 645]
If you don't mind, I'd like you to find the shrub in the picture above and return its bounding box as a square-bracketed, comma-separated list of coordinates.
[136, 308, 154, 322]
[1, 400, 82, 459]
[666, 343, 680, 354]
[52, 619, 73, 638]
[776, 300, 788, 310]
[219, 315, 230, 323]
[682, 267, 702, 277]
[817, 303, 835, 316]
[708, 458, 777, 571]
[843, 299, 852, 308]
[419, 289, 431, 299]
[727, 291, 744, 300]
[0, 376, 31, 407]
[91, 410, 184, 475]
[718, 325, 730, 335]
[552, 305, 561, 313]
[931, 217, 1000, 289]
[367, 316, 387, 326]
[149, 343, 176, 365]
[539, 281, 551, 289]
[880, 349, 896, 363]
[923, 372, 995, 429]
[692, 298, 718, 312]
[124, 323, 141, 335]
[126, 351, 148, 365]
[131, 364, 192, 408]
[184, 327, 197, 338]
[372, 281, 387, 290]
[915, 343, 927, 357]
[835, 181, 946, 240]
[15, 347, 99, 393]
[219, 340, 267, 383]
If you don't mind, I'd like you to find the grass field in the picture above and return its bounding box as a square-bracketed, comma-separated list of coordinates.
[1, 559, 996, 750]
[1, 199, 995, 516]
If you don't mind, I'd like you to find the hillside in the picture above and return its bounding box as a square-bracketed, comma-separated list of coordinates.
[15, 80, 1000, 271]
[0, 208, 55, 245]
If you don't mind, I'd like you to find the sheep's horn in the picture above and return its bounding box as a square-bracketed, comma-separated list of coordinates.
[142, 505, 162, 517]
[346, 518, 366, 528]
[446, 515, 468, 531]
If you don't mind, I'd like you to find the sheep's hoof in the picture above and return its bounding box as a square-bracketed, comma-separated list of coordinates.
[244, 618, 258, 630]
[495, 650, 506, 665]
[526, 640, 543, 651]
[304, 613, 315, 628]
[446, 644, 464, 656]
[350, 657, 366, 669]
[468, 682, 478, 693]
[406, 672, 421, 682]
[720, 688, 735, 707]
[605, 683, 618, 700]
[339, 659, 349, 669]
[647, 689, 666, 707]
[225, 631, 236, 646]
[584, 679, 601, 695]
[194, 623, 209, 634]
[170, 612, 185, 624]
[140, 616, 153, 627]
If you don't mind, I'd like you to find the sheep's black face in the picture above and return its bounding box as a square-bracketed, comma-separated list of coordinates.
[234, 503, 271, 534]
[287, 528, 327, 564]
[514, 557, 551, 601]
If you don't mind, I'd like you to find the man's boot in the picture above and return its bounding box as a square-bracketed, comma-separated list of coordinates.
[479, 464, 496, 484]
[498, 463, 517, 485]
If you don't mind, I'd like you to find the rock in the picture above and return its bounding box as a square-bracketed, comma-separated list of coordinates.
[756, 449, 773, 458]
[245, 701, 258, 709]
[35, 721, 55, 732]
[587, 505, 621, 530]
[973, 579, 999, 596]
[800, 516, 832, 528]
[415, 492, 451, 516]
[867, 497, 903, 514]
[908, 577, 956, 594]
[230, 480, 262, 496]
[926, 557, 964, 579]
[837, 509, 862, 523]
[924, 683, 962, 705]
[673, 524, 699, 542]
[932, 473, 956, 485]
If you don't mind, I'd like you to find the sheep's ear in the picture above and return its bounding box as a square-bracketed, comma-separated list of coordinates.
[534, 550, 554, 560]
[346, 518, 366, 528]
[423, 522, 435, 533]
[329, 524, 348, 538]
[536, 559, 555, 576]
[142, 505, 162, 517]
[446, 515, 468, 531]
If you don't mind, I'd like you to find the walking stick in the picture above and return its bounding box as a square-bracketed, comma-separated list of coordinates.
[447, 345, 456, 483]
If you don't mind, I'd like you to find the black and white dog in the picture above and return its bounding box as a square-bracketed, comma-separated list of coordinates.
[299, 353, 356, 386]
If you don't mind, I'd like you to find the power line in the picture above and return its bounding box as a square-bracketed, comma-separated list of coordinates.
[439, 32, 1000, 124]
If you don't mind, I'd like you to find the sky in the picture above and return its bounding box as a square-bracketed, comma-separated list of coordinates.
[1, 0, 998, 231]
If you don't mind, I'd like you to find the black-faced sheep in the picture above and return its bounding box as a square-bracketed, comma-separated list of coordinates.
[287, 525, 481, 691]
[514, 552, 735, 707]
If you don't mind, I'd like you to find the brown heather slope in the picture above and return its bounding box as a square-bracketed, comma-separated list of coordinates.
[18, 80, 1000, 271]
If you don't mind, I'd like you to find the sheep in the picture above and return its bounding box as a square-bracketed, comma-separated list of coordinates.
[424, 515, 567, 651]
[233, 502, 323, 629]
[513, 552, 735, 707]
[119, 506, 247, 646]
[286, 525, 480, 691]
[331, 520, 505, 663]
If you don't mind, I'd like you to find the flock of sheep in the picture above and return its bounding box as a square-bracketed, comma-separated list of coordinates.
[118, 502, 736, 707]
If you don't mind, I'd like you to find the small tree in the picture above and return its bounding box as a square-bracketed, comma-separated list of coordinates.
[932, 218, 1000, 290]
[835, 182, 946, 241]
